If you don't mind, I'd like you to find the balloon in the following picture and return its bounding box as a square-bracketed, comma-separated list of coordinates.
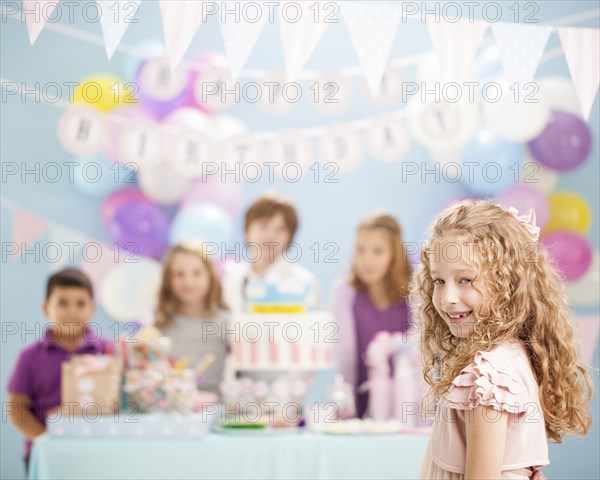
[101, 258, 162, 322]
[542, 231, 593, 282]
[102, 188, 153, 225]
[138, 161, 192, 205]
[74, 74, 131, 113]
[518, 152, 558, 194]
[539, 77, 584, 118]
[566, 251, 600, 306]
[180, 177, 244, 217]
[134, 58, 193, 117]
[494, 185, 549, 228]
[102, 105, 156, 162]
[72, 155, 133, 197]
[108, 201, 169, 259]
[483, 80, 550, 142]
[169, 202, 234, 246]
[121, 41, 166, 79]
[527, 111, 592, 171]
[162, 107, 210, 131]
[186, 52, 232, 113]
[459, 129, 523, 196]
[545, 192, 592, 235]
[206, 115, 247, 140]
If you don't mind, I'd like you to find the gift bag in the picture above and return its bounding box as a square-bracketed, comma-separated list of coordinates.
[61, 354, 123, 415]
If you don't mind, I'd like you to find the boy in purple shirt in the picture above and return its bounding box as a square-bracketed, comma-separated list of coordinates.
[7, 268, 111, 473]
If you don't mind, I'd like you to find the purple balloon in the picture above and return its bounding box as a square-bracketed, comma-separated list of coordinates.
[494, 185, 549, 228]
[102, 188, 153, 225]
[109, 201, 169, 259]
[180, 177, 244, 218]
[542, 231, 593, 282]
[527, 111, 592, 172]
[135, 60, 193, 118]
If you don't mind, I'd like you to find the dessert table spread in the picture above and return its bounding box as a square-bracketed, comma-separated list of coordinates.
[29, 429, 430, 480]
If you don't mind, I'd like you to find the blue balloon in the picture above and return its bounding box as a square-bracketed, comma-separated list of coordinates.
[458, 129, 523, 197]
[72, 156, 137, 197]
[169, 202, 234, 247]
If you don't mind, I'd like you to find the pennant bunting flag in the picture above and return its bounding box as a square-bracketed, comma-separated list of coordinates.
[219, 0, 269, 82]
[427, 18, 488, 83]
[279, 0, 330, 82]
[341, 1, 403, 97]
[23, 0, 58, 45]
[558, 26, 600, 119]
[98, 0, 142, 60]
[159, 0, 208, 70]
[492, 22, 552, 85]
[9, 207, 49, 261]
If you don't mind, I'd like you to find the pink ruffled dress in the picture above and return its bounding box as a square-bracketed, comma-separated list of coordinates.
[420, 341, 549, 479]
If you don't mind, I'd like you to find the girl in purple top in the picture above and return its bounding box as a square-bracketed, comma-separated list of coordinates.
[331, 213, 412, 417]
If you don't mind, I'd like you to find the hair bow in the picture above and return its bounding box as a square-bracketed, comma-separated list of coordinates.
[506, 207, 540, 243]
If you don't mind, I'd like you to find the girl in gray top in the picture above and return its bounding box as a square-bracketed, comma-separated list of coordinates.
[156, 242, 230, 396]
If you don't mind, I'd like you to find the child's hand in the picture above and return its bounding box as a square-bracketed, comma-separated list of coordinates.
[531, 469, 546, 480]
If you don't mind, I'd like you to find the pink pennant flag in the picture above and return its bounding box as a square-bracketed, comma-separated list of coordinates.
[9, 208, 48, 261]
[427, 18, 488, 83]
[558, 27, 600, 120]
[23, 0, 58, 45]
[576, 315, 600, 365]
[159, 0, 208, 70]
[279, 1, 330, 82]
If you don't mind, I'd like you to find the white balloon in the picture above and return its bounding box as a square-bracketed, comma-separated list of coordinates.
[101, 259, 162, 322]
[206, 115, 247, 141]
[409, 94, 479, 150]
[539, 76, 584, 118]
[138, 160, 192, 205]
[416, 53, 442, 83]
[267, 130, 314, 175]
[366, 114, 411, 162]
[566, 251, 600, 307]
[483, 80, 550, 142]
[519, 150, 559, 193]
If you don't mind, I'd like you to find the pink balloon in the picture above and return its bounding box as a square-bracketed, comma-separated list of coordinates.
[542, 231, 593, 282]
[494, 185, 550, 228]
[180, 177, 243, 218]
[102, 188, 153, 225]
[102, 105, 157, 163]
[184, 52, 229, 113]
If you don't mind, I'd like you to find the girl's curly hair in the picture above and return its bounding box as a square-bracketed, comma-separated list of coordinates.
[410, 200, 593, 443]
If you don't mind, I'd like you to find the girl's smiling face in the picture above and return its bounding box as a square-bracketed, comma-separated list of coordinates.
[429, 240, 487, 338]
[169, 252, 211, 309]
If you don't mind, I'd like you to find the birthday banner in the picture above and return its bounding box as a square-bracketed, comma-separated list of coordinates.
[12, 1, 600, 110]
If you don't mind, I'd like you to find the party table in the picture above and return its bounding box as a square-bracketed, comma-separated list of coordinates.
[29, 430, 430, 480]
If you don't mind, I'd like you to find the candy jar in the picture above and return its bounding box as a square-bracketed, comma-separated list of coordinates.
[325, 374, 357, 420]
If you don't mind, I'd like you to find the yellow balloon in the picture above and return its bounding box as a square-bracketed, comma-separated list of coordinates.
[544, 192, 592, 235]
[73, 75, 131, 112]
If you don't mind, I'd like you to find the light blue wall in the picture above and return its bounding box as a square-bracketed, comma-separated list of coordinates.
[1, 1, 598, 479]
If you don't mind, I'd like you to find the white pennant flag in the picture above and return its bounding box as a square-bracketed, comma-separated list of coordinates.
[279, 1, 330, 82]
[558, 27, 600, 120]
[98, 0, 141, 60]
[492, 23, 551, 86]
[219, 0, 268, 81]
[341, 1, 402, 97]
[159, 0, 208, 70]
[23, 0, 58, 45]
[47, 225, 88, 273]
[427, 18, 488, 83]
